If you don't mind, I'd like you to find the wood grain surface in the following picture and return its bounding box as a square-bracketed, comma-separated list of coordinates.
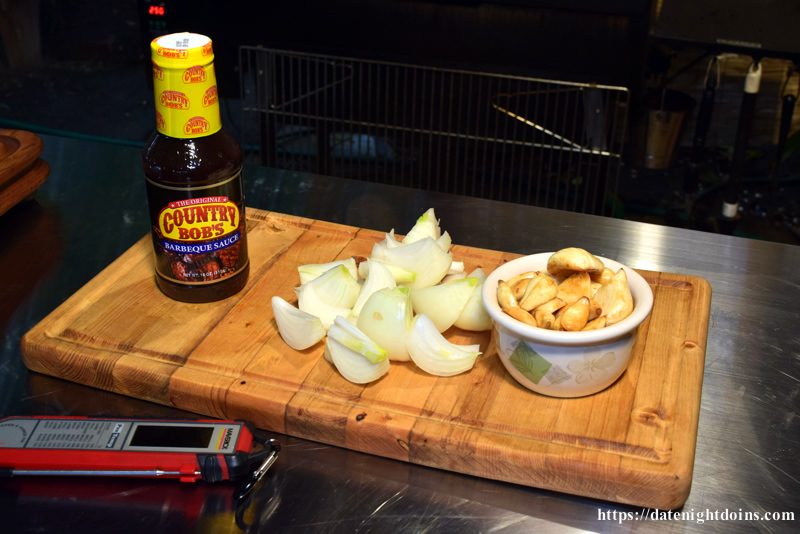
[0, 159, 48, 216]
[21, 209, 711, 509]
[0, 129, 43, 187]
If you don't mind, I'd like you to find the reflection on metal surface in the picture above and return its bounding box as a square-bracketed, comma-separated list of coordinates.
[628, 223, 668, 272]
[0, 202, 62, 332]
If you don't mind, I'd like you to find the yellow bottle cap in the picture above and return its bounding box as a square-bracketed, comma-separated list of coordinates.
[151, 32, 215, 69]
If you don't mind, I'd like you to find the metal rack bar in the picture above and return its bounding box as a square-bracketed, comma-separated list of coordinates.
[239, 47, 629, 216]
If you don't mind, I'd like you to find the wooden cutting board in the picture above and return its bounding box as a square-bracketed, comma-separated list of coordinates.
[21, 209, 711, 509]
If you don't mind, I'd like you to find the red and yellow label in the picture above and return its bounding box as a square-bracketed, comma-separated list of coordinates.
[203, 86, 218, 107]
[160, 90, 190, 110]
[151, 33, 221, 138]
[154, 47, 188, 60]
[158, 196, 239, 242]
[183, 116, 210, 135]
[183, 65, 207, 83]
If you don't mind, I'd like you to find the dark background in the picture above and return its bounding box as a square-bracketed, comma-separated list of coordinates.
[1, 0, 799, 243]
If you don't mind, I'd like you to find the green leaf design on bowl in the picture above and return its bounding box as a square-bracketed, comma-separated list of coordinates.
[509, 342, 551, 384]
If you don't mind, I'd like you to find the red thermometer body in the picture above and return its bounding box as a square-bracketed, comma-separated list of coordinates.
[0, 416, 262, 483]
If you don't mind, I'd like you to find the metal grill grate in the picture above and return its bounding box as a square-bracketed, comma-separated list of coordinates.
[239, 47, 629, 215]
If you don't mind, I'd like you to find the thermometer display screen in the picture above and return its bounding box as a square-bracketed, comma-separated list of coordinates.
[129, 425, 214, 448]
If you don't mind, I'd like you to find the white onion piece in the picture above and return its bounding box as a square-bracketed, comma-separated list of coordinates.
[441, 273, 467, 284]
[371, 241, 388, 262]
[403, 208, 441, 244]
[326, 337, 390, 384]
[454, 268, 492, 331]
[295, 283, 352, 330]
[370, 231, 402, 262]
[447, 260, 464, 274]
[271, 296, 325, 350]
[406, 315, 481, 376]
[436, 231, 452, 252]
[352, 261, 396, 316]
[358, 258, 416, 284]
[298, 258, 357, 285]
[304, 264, 360, 307]
[382, 237, 452, 288]
[327, 316, 388, 363]
[357, 287, 413, 361]
[410, 277, 478, 332]
[295, 265, 359, 329]
[385, 230, 402, 248]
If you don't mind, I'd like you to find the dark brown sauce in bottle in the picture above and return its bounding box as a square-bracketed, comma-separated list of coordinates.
[143, 33, 249, 303]
[142, 130, 249, 302]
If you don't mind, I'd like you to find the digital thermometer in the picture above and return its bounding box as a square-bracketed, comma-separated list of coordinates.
[0, 416, 278, 491]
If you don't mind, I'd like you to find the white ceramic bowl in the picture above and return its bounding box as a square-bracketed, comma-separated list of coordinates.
[482, 253, 654, 398]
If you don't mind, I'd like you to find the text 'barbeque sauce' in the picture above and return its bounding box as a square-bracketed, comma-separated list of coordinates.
[143, 33, 249, 302]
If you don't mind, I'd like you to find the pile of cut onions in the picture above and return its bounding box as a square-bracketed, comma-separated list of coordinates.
[271, 208, 492, 384]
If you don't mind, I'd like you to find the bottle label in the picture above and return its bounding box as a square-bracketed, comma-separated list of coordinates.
[153, 61, 222, 139]
[146, 173, 248, 285]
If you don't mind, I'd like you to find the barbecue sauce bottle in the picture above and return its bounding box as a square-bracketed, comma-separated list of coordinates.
[143, 33, 249, 302]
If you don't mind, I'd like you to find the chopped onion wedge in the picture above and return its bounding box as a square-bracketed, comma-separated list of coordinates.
[381, 237, 452, 288]
[295, 283, 351, 330]
[327, 316, 388, 364]
[385, 230, 402, 248]
[436, 231, 452, 252]
[403, 208, 441, 244]
[370, 231, 402, 262]
[357, 287, 413, 361]
[298, 258, 357, 285]
[352, 261, 396, 316]
[271, 296, 325, 350]
[406, 315, 481, 376]
[296, 265, 359, 328]
[358, 258, 416, 284]
[326, 337, 390, 384]
[454, 268, 492, 331]
[447, 260, 464, 274]
[441, 273, 467, 284]
[303, 264, 360, 308]
[410, 277, 478, 332]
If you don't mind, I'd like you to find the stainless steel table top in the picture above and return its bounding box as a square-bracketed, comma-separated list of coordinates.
[1, 135, 797, 533]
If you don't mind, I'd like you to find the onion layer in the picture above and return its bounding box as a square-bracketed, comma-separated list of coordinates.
[271, 296, 325, 350]
[410, 277, 478, 332]
[406, 314, 481, 376]
[453, 268, 492, 331]
[352, 261, 396, 316]
[327, 316, 388, 364]
[357, 287, 413, 361]
[380, 237, 452, 289]
[298, 258, 358, 285]
[326, 337, 390, 384]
